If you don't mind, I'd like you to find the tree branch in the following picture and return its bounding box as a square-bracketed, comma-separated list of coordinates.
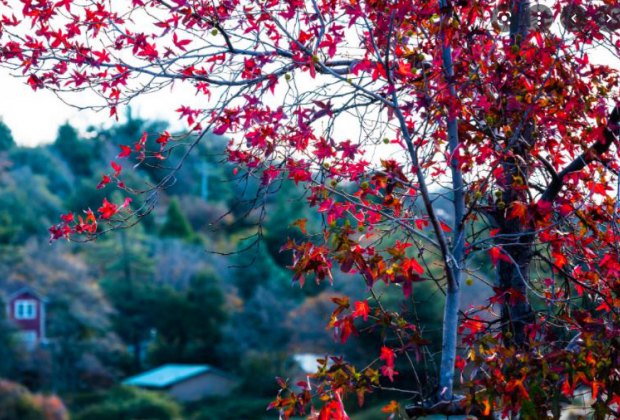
[540, 105, 620, 203]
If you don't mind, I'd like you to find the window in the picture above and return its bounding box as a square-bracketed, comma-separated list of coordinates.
[14, 300, 37, 320]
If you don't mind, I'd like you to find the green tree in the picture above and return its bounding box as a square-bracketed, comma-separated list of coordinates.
[0, 120, 15, 152]
[0, 299, 19, 379]
[159, 198, 194, 240]
[0, 169, 63, 244]
[53, 123, 93, 176]
[8, 147, 74, 196]
[148, 269, 226, 365]
[231, 243, 293, 301]
[263, 180, 315, 268]
[94, 229, 155, 372]
[73, 386, 181, 420]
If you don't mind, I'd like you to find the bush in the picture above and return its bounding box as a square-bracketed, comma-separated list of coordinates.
[74, 386, 182, 420]
[0, 379, 68, 420]
[190, 396, 273, 420]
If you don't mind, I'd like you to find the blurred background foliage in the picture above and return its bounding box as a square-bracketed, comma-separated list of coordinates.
[0, 113, 487, 419]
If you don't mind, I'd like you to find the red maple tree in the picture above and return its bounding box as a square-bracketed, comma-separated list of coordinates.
[2, 0, 620, 417]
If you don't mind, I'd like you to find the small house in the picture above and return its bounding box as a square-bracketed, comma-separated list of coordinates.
[3, 285, 47, 348]
[122, 364, 238, 402]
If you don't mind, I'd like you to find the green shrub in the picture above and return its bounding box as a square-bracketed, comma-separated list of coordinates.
[74, 386, 182, 420]
[191, 396, 273, 420]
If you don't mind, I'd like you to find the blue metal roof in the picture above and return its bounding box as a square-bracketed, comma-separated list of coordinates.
[122, 364, 213, 388]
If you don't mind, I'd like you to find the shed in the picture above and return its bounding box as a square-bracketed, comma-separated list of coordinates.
[3, 284, 47, 349]
[122, 364, 238, 402]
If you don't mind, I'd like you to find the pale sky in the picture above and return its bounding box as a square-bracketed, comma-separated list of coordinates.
[0, 69, 195, 146]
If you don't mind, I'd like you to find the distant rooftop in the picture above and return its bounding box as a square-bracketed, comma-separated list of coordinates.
[2, 283, 48, 302]
[122, 364, 214, 389]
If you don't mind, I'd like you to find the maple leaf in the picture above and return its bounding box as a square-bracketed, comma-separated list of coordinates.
[117, 145, 132, 158]
[352, 300, 369, 321]
[395, 60, 412, 78]
[381, 400, 399, 414]
[414, 219, 429, 230]
[334, 316, 356, 343]
[172, 32, 191, 51]
[319, 400, 349, 420]
[111, 161, 122, 177]
[508, 201, 528, 222]
[482, 399, 491, 417]
[291, 218, 307, 234]
[455, 356, 466, 372]
[261, 165, 280, 185]
[156, 131, 171, 148]
[96, 174, 111, 190]
[60, 213, 74, 223]
[380, 346, 398, 382]
[98, 198, 118, 219]
[403, 258, 424, 275]
[440, 221, 452, 232]
[552, 251, 567, 268]
[489, 247, 511, 266]
[536, 200, 553, 215]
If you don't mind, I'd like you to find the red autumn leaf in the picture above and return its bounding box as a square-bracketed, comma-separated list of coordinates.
[489, 246, 511, 266]
[297, 30, 313, 44]
[117, 144, 132, 158]
[592, 381, 601, 400]
[96, 174, 111, 189]
[111, 161, 122, 177]
[552, 251, 567, 268]
[319, 400, 349, 420]
[156, 131, 171, 148]
[395, 60, 412, 77]
[135, 132, 147, 151]
[379, 346, 398, 382]
[352, 300, 369, 321]
[261, 165, 280, 185]
[414, 218, 429, 230]
[403, 258, 424, 275]
[97, 198, 118, 219]
[537, 200, 553, 215]
[508, 201, 528, 221]
[440, 221, 452, 232]
[334, 316, 357, 343]
[172, 32, 191, 51]
[60, 212, 74, 223]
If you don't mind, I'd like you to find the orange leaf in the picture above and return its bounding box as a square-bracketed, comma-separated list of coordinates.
[592, 381, 600, 400]
[291, 218, 308, 234]
[553, 251, 567, 268]
[508, 201, 528, 222]
[381, 400, 399, 414]
[482, 398, 491, 416]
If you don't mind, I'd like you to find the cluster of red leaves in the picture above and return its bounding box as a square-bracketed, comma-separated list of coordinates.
[48, 196, 132, 241]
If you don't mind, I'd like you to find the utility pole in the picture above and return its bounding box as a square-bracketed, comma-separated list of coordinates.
[200, 161, 209, 202]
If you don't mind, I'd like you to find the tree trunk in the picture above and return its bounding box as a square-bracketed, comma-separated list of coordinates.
[494, 220, 535, 346]
[437, 0, 465, 400]
[493, 0, 535, 349]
